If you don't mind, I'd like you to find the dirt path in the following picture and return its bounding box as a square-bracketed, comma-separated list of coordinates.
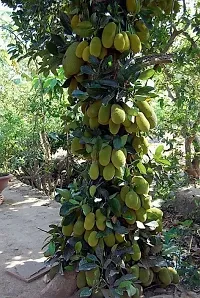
[0, 179, 60, 298]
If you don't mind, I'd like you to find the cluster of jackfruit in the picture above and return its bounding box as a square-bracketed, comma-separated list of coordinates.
[143, 0, 181, 15]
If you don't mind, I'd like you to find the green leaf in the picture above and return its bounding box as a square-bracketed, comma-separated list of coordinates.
[121, 135, 128, 147]
[113, 137, 122, 149]
[48, 241, 56, 256]
[108, 197, 121, 217]
[79, 261, 97, 271]
[80, 287, 92, 297]
[136, 86, 154, 95]
[60, 202, 79, 217]
[98, 79, 118, 88]
[72, 90, 89, 100]
[56, 188, 70, 200]
[46, 41, 58, 55]
[81, 65, 95, 75]
[155, 145, 164, 158]
[137, 162, 147, 174]
[127, 285, 137, 297]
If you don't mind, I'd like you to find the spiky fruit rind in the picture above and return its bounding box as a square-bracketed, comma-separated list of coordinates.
[99, 145, 112, 166]
[111, 149, 126, 169]
[102, 22, 117, 48]
[63, 42, 84, 77]
[103, 163, 115, 181]
[111, 104, 126, 124]
[84, 212, 95, 230]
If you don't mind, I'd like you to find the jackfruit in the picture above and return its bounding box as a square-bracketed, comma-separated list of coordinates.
[102, 22, 117, 48]
[146, 207, 163, 220]
[84, 230, 92, 243]
[71, 137, 83, 154]
[111, 104, 126, 124]
[82, 45, 90, 62]
[135, 20, 148, 32]
[76, 40, 89, 58]
[131, 265, 139, 279]
[115, 167, 124, 179]
[91, 148, 98, 161]
[111, 149, 126, 169]
[89, 185, 97, 197]
[62, 224, 73, 236]
[120, 185, 130, 201]
[73, 218, 85, 236]
[139, 268, 150, 284]
[168, 267, 179, 284]
[83, 114, 90, 126]
[142, 269, 154, 287]
[104, 233, 116, 247]
[99, 47, 108, 59]
[63, 42, 84, 78]
[88, 231, 99, 247]
[98, 104, 111, 125]
[158, 268, 172, 286]
[126, 0, 140, 13]
[136, 100, 154, 118]
[90, 37, 102, 57]
[89, 117, 99, 129]
[114, 33, 125, 52]
[85, 267, 100, 287]
[136, 112, 150, 132]
[96, 209, 106, 231]
[132, 241, 141, 261]
[135, 207, 147, 222]
[99, 145, 112, 166]
[132, 136, 149, 154]
[115, 233, 125, 243]
[132, 176, 149, 194]
[123, 208, 136, 224]
[103, 163, 115, 181]
[126, 122, 139, 133]
[87, 101, 101, 118]
[137, 31, 150, 43]
[121, 148, 127, 158]
[147, 110, 157, 128]
[140, 194, 151, 209]
[125, 190, 141, 210]
[127, 32, 142, 54]
[122, 32, 130, 51]
[73, 21, 94, 38]
[123, 116, 132, 128]
[77, 271, 87, 289]
[71, 15, 79, 30]
[68, 77, 78, 96]
[89, 162, 99, 180]
[84, 212, 95, 230]
[109, 119, 120, 135]
[75, 74, 84, 83]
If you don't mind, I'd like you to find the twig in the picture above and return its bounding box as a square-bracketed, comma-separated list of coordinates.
[136, 54, 173, 66]
[182, 31, 200, 58]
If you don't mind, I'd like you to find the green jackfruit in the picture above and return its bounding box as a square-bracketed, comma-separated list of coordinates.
[89, 117, 99, 129]
[123, 116, 132, 128]
[84, 230, 92, 243]
[111, 149, 126, 169]
[99, 145, 112, 166]
[122, 32, 130, 51]
[83, 114, 90, 126]
[139, 268, 150, 284]
[135, 207, 147, 222]
[132, 176, 149, 194]
[132, 136, 149, 154]
[87, 101, 102, 118]
[102, 22, 117, 48]
[115, 233, 125, 243]
[73, 218, 85, 236]
[140, 194, 151, 209]
[88, 231, 99, 247]
[168, 267, 179, 284]
[73, 21, 94, 38]
[63, 42, 84, 78]
[98, 104, 111, 125]
[147, 110, 157, 128]
[127, 32, 142, 54]
[71, 15, 79, 30]
[114, 33, 125, 52]
[76, 40, 89, 58]
[89, 185, 97, 197]
[109, 119, 120, 135]
[71, 137, 83, 154]
[123, 208, 136, 224]
[142, 269, 154, 287]
[111, 104, 126, 124]
[96, 209, 106, 231]
[89, 162, 99, 180]
[125, 122, 139, 133]
[131, 265, 139, 279]
[126, 0, 140, 13]
[115, 167, 124, 179]
[158, 268, 172, 286]
[136, 100, 154, 118]
[85, 267, 100, 287]
[99, 47, 108, 59]
[132, 241, 141, 261]
[62, 224, 73, 236]
[103, 163, 115, 181]
[84, 212, 95, 230]
[146, 207, 163, 220]
[136, 112, 150, 132]
[77, 271, 87, 289]
[120, 185, 130, 201]
[125, 190, 141, 210]
[104, 233, 116, 247]
[90, 37, 102, 57]
[82, 45, 90, 62]
[137, 31, 150, 43]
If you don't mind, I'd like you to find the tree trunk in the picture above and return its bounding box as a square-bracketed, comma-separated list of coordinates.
[185, 134, 200, 180]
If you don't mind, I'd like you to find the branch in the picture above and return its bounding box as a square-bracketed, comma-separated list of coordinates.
[182, 31, 200, 58]
[136, 54, 173, 66]
[162, 27, 184, 53]
[182, 0, 187, 14]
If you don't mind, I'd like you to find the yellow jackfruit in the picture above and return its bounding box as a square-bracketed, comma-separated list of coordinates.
[71, 137, 83, 154]
[82, 45, 90, 62]
[126, 0, 140, 13]
[132, 176, 149, 194]
[136, 100, 154, 118]
[123, 116, 132, 128]
[62, 224, 73, 237]
[131, 264, 139, 279]
[139, 268, 150, 284]
[132, 136, 149, 154]
[142, 269, 154, 287]
[98, 104, 111, 125]
[84, 230, 92, 243]
[63, 42, 84, 78]
[99, 47, 108, 59]
[88, 231, 99, 247]
[136, 112, 150, 132]
[89, 185, 97, 197]
[168, 267, 179, 284]
[135, 207, 147, 222]
[77, 271, 87, 289]
[125, 190, 141, 210]
[102, 22, 117, 48]
[89, 162, 99, 180]
[87, 101, 101, 118]
[114, 33, 125, 52]
[127, 32, 142, 54]
[137, 31, 150, 43]
[68, 77, 78, 96]
[73, 218, 85, 236]
[111, 149, 126, 169]
[85, 267, 100, 287]
[104, 233, 116, 247]
[84, 212, 95, 230]
[120, 185, 130, 201]
[99, 145, 112, 166]
[115, 233, 125, 243]
[111, 104, 126, 124]
[132, 241, 141, 261]
[123, 208, 136, 224]
[135, 20, 148, 33]
[122, 32, 130, 51]
[90, 37, 102, 57]
[109, 119, 120, 135]
[89, 117, 99, 129]
[76, 40, 89, 58]
[71, 15, 79, 29]
[146, 207, 163, 220]
[140, 194, 151, 209]
[103, 163, 115, 181]
[158, 268, 172, 286]
[96, 209, 106, 231]
[147, 110, 157, 128]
